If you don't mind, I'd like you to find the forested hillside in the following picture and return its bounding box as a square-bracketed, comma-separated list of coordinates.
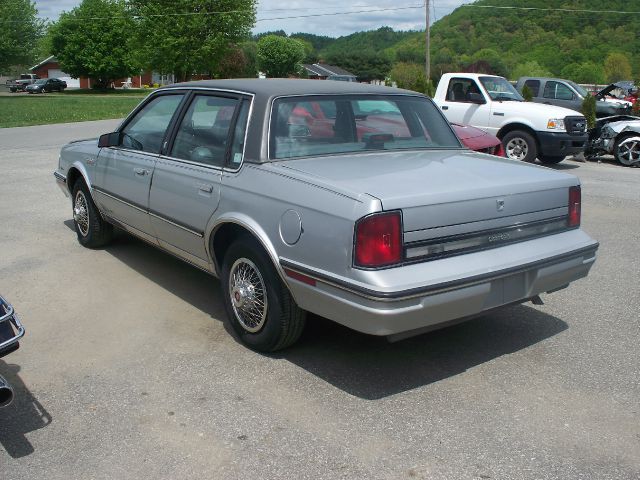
[278, 0, 638, 86]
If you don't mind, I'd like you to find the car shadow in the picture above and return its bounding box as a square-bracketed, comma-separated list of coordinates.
[0, 361, 52, 458]
[102, 230, 225, 319]
[82, 227, 568, 401]
[542, 161, 580, 170]
[278, 305, 567, 400]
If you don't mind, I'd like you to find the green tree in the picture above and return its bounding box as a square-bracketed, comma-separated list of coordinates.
[0, 0, 44, 72]
[511, 61, 552, 80]
[390, 62, 428, 93]
[324, 51, 391, 82]
[257, 35, 305, 78]
[521, 84, 534, 102]
[603, 52, 632, 83]
[561, 62, 605, 84]
[50, 0, 138, 88]
[130, 0, 256, 81]
[581, 94, 597, 129]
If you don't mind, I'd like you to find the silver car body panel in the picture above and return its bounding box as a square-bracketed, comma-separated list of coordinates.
[55, 79, 598, 337]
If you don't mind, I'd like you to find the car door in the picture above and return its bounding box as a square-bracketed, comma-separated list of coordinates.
[543, 81, 581, 112]
[149, 92, 249, 266]
[93, 93, 186, 241]
[438, 77, 491, 130]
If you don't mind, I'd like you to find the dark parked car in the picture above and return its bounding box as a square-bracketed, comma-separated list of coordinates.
[516, 77, 632, 117]
[25, 78, 67, 94]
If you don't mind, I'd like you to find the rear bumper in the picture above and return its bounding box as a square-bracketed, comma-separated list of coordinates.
[537, 131, 587, 157]
[282, 230, 598, 336]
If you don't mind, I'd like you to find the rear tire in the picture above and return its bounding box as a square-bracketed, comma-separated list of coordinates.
[538, 155, 565, 164]
[613, 134, 640, 166]
[72, 180, 113, 248]
[221, 235, 306, 352]
[502, 130, 538, 163]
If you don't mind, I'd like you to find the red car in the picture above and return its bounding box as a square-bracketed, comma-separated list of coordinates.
[290, 101, 504, 156]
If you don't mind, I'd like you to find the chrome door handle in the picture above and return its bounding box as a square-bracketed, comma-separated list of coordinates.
[197, 183, 213, 193]
[133, 168, 149, 176]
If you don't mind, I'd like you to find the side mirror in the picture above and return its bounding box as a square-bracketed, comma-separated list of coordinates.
[467, 93, 486, 105]
[98, 132, 122, 148]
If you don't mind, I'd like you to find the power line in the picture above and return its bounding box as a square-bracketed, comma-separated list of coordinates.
[1, 4, 426, 24]
[461, 4, 640, 15]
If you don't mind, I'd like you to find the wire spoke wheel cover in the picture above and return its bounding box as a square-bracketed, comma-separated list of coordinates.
[228, 258, 268, 333]
[74, 190, 90, 237]
[506, 137, 528, 161]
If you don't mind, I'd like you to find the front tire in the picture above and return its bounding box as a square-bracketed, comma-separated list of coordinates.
[613, 135, 640, 166]
[72, 180, 113, 248]
[221, 236, 306, 352]
[502, 130, 538, 163]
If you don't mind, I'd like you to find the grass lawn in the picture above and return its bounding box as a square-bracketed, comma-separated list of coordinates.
[0, 92, 149, 128]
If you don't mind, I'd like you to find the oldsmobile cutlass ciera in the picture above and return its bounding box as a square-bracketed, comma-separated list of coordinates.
[54, 79, 598, 351]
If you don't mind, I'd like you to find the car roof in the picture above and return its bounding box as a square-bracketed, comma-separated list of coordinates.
[159, 78, 418, 97]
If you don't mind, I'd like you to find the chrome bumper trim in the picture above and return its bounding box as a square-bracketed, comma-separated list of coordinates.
[54, 171, 67, 184]
[280, 243, 599, 302]
[0, 296, 25, 353]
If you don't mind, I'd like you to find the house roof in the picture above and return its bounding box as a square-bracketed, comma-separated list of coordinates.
[30, 55, 56, 71]
[302, 63, 356, 78]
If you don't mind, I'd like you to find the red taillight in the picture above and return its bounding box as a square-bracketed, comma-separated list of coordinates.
[354, 211, 403, 268]
[568, 185, 581, 227]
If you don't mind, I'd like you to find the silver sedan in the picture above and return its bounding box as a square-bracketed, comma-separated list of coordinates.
[54, 79, 598, 351]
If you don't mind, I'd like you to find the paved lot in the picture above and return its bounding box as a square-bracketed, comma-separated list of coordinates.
[0, 121, 639, 479]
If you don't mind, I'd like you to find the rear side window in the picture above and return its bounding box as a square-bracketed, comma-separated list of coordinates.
[270, 95, 461, 159]
[446, 78, 482, 103]
[121, 94, 184, 154]
[524, 79, 540, 97]
[171, 95, 239, 167]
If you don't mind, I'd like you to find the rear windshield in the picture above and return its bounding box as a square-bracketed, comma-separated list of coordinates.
[270, 94, 461, 159]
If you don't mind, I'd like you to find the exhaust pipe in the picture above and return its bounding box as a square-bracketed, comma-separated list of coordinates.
[0, 374, 14, 408]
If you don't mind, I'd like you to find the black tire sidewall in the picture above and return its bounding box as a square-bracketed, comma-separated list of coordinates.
[71, 181, 107, 247]
[502, 130, 538, 163]
[221, 237, 289, 352]
[538, 155, 565, 164]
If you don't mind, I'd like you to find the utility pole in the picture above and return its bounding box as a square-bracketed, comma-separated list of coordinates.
[425, 0, 431, 80]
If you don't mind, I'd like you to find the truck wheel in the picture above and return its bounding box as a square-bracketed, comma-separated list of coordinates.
[72, 180, 113, 248]
[538, 155, 565, 164]
[613, 135, 640, 166]
[502, 130, 537, 163]
[221, 235, 306, 352]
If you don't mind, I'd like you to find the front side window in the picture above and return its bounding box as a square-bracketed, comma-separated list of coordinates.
[270, 95, 461, 159]
[171, 95, 239, 166]
[121, 94, 184, 154]
[543, 81, 575, 101]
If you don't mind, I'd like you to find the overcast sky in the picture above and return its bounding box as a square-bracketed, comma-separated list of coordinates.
[34, 0, 475, 37]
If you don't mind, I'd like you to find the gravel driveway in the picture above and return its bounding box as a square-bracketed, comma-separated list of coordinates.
[0, 121, 639, 479]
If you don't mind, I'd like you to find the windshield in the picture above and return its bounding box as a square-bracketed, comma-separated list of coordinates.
[270, 94, 462, 159]
[567, 81, 588, 98]
[34, 79, 47, 85]
[479, 76, 523, 101]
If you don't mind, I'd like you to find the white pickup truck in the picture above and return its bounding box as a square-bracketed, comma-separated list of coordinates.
[433, 73, 588, 164]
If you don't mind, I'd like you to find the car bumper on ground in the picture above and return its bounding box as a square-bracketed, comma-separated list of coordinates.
[537, 131, 588, 157]
[281, 230, 598, 337]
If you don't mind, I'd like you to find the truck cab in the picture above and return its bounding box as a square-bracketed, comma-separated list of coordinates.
[516, 77, 632, 117]
[433, 73, 588, 164]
